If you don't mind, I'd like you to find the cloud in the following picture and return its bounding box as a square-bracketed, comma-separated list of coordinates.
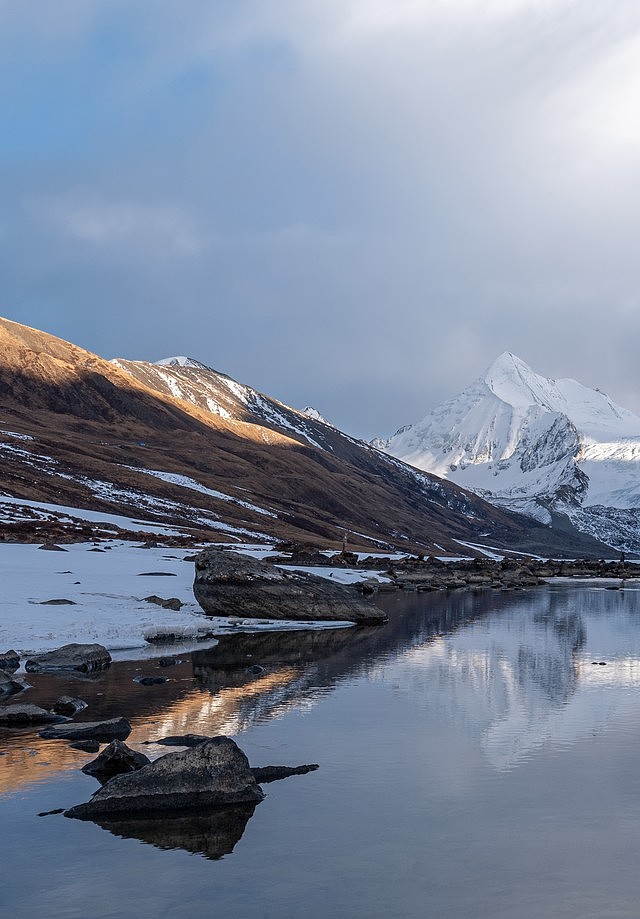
[26, 191, 205, 258]
[3, 1, 640, 436]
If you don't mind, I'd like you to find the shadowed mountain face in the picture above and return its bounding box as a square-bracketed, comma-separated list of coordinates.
[0, 317, 612, 555]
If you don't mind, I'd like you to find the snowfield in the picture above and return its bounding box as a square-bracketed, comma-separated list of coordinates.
[0, 542, 358, 663]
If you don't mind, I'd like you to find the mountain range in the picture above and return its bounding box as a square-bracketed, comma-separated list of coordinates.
[379, 352, 640, 553]
[0, 318, 614, 557]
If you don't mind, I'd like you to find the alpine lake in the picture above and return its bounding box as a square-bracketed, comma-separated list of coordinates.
[3, 583, 640, 919]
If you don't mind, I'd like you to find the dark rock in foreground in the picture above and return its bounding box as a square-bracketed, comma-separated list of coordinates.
[25, 643, 112, 673]
[144, 733, 318, 783]
[0, 650, 20, 672]
[0, 704, 70, 726]
[193, 549, 387, 624]
[65, 736, 264, 819]
[82, 740, 151, 783]
[39, 717, 132, 742]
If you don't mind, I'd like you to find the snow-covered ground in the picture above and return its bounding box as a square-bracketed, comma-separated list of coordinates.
[0, 542, 357, 663]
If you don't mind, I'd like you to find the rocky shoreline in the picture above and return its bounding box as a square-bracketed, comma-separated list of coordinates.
[270, 546, 639, 593]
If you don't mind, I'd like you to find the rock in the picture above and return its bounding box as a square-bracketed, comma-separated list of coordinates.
[39, 717, 132, 742]
[137, 572, 177, 577]
[157, 657, 182, 668]
[81, 740, 151, 782]
[0, 704, 70, 726]
[0, 650, 20, 672]
[193, 549, 387, 624]
[143, 626, 216, 644]
[39, 598, 76, 605]
[39, 543, 68, 551]
[70, 740, 100, 753]
[144, 734, 211, 747]
[0, 669, 30, 697]
[250, 764, 319, 783]
[25, 643, 112, 673]
[65, 736, 265, 819]
[143, 595, 183, 610]
[133, 676, 168, 686]
[246, 665, 265, 676]
[52, 696, 88, 716]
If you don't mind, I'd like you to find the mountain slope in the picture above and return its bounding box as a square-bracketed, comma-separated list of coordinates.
[380, 352, 640, 551]
[2, 317, 592, 556]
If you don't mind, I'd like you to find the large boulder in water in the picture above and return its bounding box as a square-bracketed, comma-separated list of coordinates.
[193, 549, 387, 624]
[65, 736, 264, 819]
[25, 643, 112, 673]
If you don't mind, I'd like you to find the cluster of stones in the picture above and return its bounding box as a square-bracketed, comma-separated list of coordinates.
[0, 643, 132, 736]
[378, 556, 639, 591]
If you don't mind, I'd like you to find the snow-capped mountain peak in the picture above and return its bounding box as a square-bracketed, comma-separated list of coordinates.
[484, 352, 558, 410]
[382, 354, 640, 551]
[302, 406, 332, 426]
[154, 356, 213, 371]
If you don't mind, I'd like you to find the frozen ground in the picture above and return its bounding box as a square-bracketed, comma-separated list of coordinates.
[0, 542, 359, 663]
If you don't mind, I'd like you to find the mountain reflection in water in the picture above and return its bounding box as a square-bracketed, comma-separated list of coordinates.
[3, 586, 640, 798]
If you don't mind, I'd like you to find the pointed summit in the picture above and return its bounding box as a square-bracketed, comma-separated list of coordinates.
[482, 352, 556, 409]
[484, 351, 532, 379]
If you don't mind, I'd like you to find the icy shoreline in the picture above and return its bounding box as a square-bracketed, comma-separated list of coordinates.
[0, 541, 356, 663]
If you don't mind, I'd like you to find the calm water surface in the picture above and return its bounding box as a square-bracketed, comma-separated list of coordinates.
[3, 586, 640, 918]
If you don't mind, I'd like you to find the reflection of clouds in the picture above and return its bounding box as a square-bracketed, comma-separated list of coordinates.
[389, 599, 640, 772]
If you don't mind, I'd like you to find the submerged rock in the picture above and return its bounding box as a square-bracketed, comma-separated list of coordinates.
[193, 549, 387, 624]
[52, 696, 88, 716]
[70, 740, 100, 753]
[81, 740, 151, 783]
[0, 704, 70, 726]
[250, 764, 319, 783]
[144, 733, 212, 748]
[25, 643, 112, 673]
[39, 717, 131, 742]
[65, 736, 264, 819]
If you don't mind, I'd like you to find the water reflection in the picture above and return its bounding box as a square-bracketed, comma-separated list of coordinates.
[84, 803, 257, 860]
[4, 587, 640, 793]
[385, 588, 640, 770]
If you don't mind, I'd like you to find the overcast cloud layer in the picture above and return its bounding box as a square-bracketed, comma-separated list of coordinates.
[2, 0, 640, 437]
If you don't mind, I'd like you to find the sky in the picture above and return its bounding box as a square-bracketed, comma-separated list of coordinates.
[2, 0, 640, 438]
